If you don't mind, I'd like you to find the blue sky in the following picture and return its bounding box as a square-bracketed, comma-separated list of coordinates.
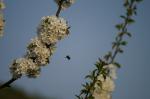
[0, 0, 150, 99]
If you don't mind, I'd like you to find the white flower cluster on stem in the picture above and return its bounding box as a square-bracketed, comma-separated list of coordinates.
[10, 15, 69, 79]
[0, 0, 5, 37]
[93, 64, 117, 99]
[54, 0, 75, 10]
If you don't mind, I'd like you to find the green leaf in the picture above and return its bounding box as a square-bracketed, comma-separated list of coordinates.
[131, 0, 135, 3]
[82, 82, 90, 90]
[85, 75, 93, 80]
[136, 0, 143, 3]
[120, 15, 126, 20]
[126, 32, 132, 37]
[75, 95, 81, 99]
[95, 62, 100, 69]
[120, 41, 128, 46]
[80, 89, 88, 94]
[95, 62, 102, 71]
[113, 62, 121, 68]
[92, 69, 97, 77]
[115, 24, 123, 30]
[127, 18, 135, 24]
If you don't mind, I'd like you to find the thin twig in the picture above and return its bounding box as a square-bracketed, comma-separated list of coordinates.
[56, 0, 64, 17]
[77, 1, 139, 98]
[110, 1, 134, 63]
[0, 78, 18, 90]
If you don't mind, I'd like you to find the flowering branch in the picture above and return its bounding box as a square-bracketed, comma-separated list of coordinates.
[0, 0, 74, 90]
[0, 0, 5, 37]
[76, 0, 143, 99]
[110, 1, 134, 64]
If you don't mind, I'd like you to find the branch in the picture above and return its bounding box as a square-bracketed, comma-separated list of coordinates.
[110, 1, 134, 63]
[0, 78, 18, 90]
[0, 0, 65, 91]
[76, 0, 143, 98]
[56, 0, 64, 17]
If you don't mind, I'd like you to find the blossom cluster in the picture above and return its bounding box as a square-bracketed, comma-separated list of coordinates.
[54, 0, 75, 10]
[10, 16, 69, 79]
[37, 16, 69, 45]
[93, 64, 117, 99]
[0, 0, 5, 37]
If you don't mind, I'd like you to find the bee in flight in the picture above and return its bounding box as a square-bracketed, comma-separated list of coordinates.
[65, 55, 71, 60]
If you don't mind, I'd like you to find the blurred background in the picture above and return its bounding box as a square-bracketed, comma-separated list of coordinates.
[0, 84, 52, 99]
[0, 0, 150, 99]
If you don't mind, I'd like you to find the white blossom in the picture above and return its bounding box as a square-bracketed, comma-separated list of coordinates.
[0, 0, 5, 10]
[93, 91, 112, 99]
[0, 16, 4, 37]
[54, 0, 75, 10]
[104, 64, 118, 80]
[27, 37, 51, 66]
[0, 0, 5, 37]
[37, 15, 69, 45]
[10, 58, 40, 78]
[93, 64, 118, 99]
[96, 75, 115, 93]
[101, 76, 115, 92]
[93, 75, 115, 99]
[10, 15, 69, 78]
